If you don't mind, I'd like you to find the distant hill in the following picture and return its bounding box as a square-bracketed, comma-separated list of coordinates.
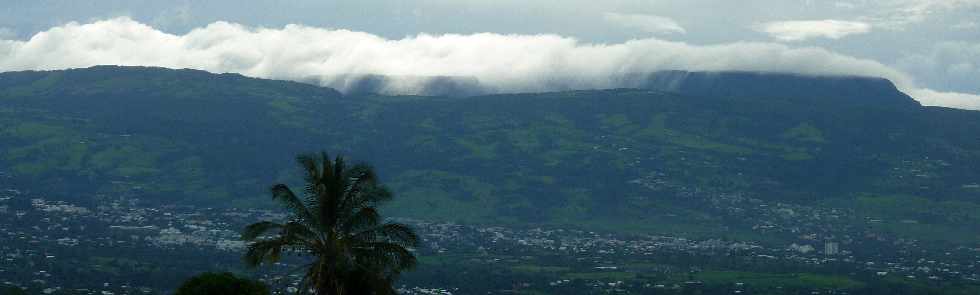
[622, 70, 921, 109]
[301, 70, 922, 111]
[2, 66, 979, 239]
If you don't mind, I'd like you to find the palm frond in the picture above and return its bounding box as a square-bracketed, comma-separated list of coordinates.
[296, 153, 321, 184]
[270, 184, 314, 222]
[241, 221, 283, 241]
[339, 177, 392, 221]
[341, 207, 381, 235]
[298, 153, 324, 210]
[346, 163, 379, 187]
[352, 184, 393, 208]
[352, 222, 419, 247]
[244, 238, 289, 268]
[244, 221, 318, 267]
[281, 220, 320, 245]
[353, 241, 418, 272]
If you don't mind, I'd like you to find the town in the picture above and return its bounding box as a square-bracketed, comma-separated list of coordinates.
[1, 182, 978, 294]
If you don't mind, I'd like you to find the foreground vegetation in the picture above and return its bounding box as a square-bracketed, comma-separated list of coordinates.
[242, 153, 418, 294]
[175, 272, 268, 295]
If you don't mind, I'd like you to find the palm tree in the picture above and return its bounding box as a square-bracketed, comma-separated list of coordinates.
[242, 152, 419, 295]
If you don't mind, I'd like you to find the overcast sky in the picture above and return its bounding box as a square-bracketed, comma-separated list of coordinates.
[2, 0, 979, 108]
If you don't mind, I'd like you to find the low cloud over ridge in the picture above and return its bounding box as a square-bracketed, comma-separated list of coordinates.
[1, 17, 979, 109]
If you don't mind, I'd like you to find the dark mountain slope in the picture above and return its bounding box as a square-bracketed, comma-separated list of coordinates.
[1, 66, 978, 238]
[302, 70, 921, 111]
[624, 70, 920, 109]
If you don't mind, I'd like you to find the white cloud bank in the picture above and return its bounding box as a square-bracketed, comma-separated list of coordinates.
[603, 12, 686, 35]
[910, 88, 980, 110]
[0, 18, 978, 109]
[897, 41, 980, 96]
[755, 20, 871, 41]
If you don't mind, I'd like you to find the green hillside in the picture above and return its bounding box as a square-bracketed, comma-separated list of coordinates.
[2, 66, 979, 241]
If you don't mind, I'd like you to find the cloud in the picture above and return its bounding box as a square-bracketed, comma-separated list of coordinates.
[866, 0, 980, 30]
[151, 2, 193, 30]
[952, 21, 979, 30]
[833, 2, 858, 10]
[896, 41, 980, 94]
[603, 12, 686, 35]
[908, 88, 980, 110]
[0, 27, 15, 39]
[755, 20, 871, 41]
[0, 17, 978, 110]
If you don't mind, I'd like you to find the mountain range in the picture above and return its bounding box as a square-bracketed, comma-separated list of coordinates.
[1, 66, 978, 242]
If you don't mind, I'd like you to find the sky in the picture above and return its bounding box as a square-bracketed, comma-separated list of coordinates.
[1, 0, 979, 109]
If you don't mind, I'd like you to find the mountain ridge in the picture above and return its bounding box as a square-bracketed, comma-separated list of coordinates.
[297, 68, 922, 110]
[622, 70, 921, 109]
[3, 65, 920, 109]
[1, 66, 978, 241]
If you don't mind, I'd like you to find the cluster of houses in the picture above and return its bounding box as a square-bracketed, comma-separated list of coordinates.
[1, 184, 978, 294]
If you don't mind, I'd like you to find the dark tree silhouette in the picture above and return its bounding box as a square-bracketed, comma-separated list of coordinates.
[0, 286, 28, 295]
[243, 152, 418, 294]
[175, 272, 269, 295]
